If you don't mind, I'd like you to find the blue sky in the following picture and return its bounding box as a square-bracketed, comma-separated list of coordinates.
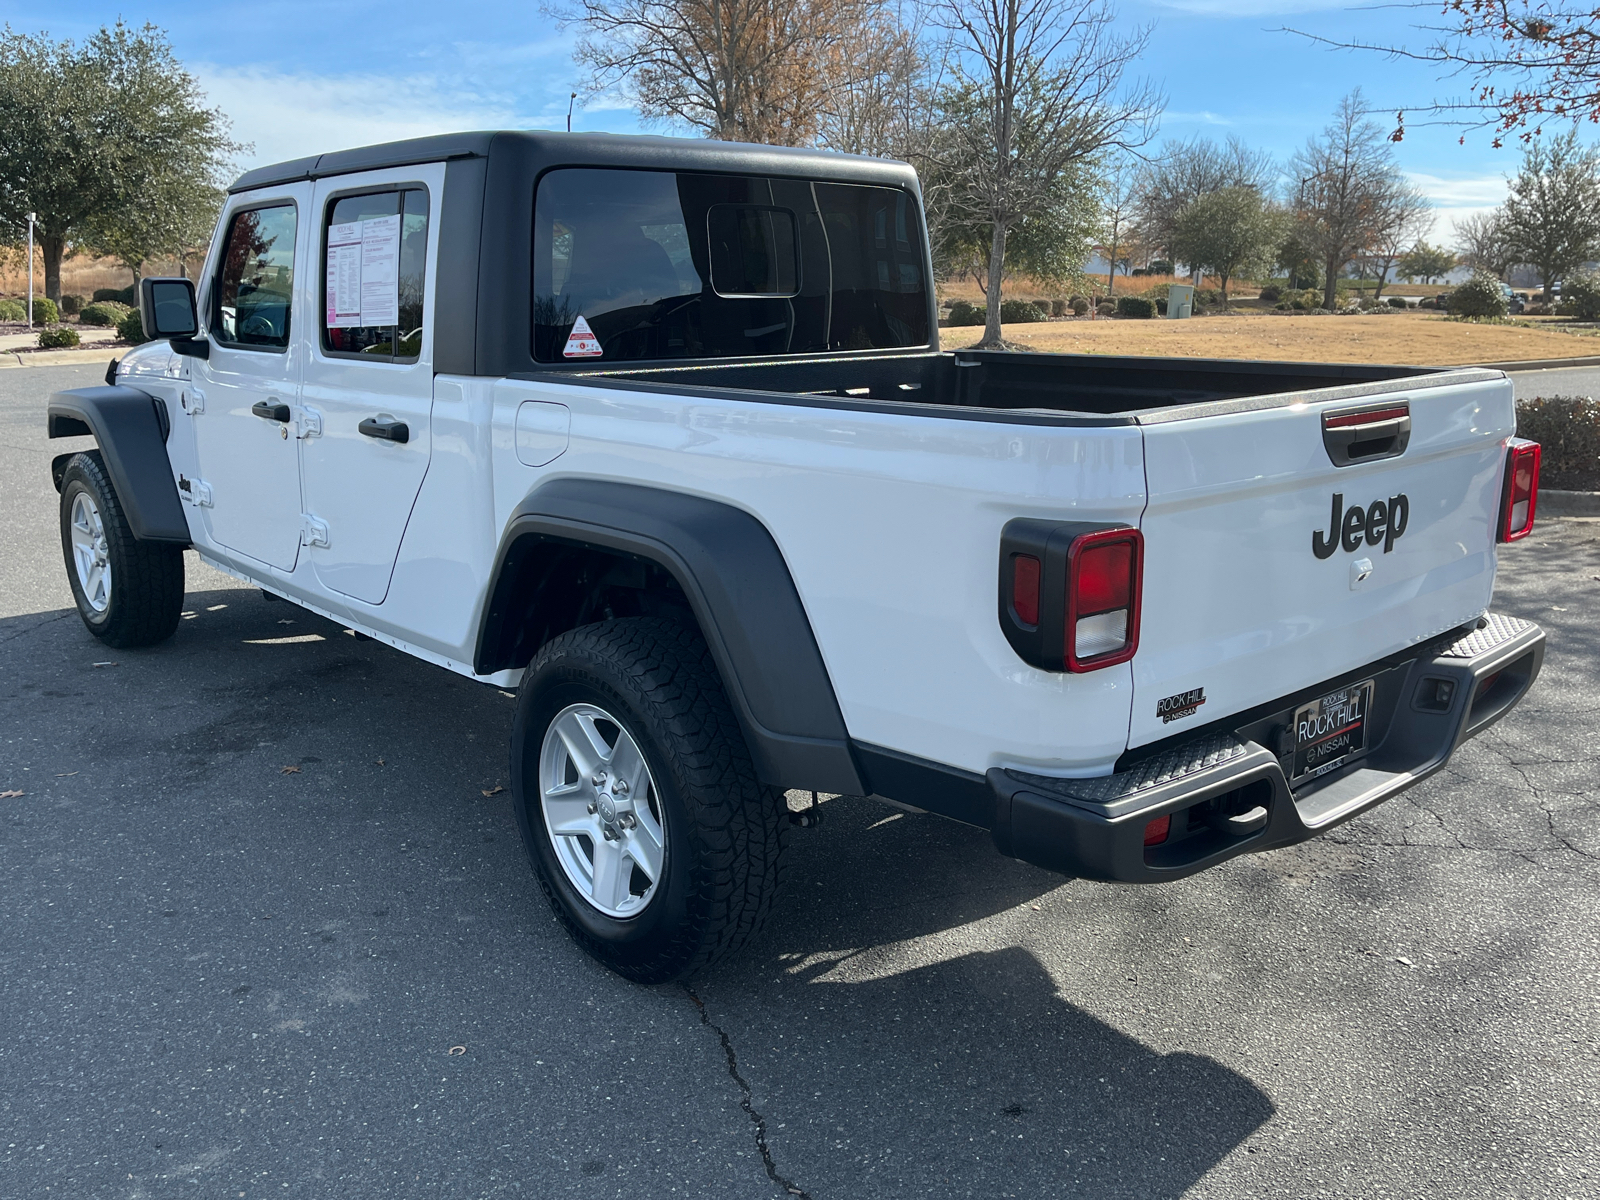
[1, 0, 1568, 240]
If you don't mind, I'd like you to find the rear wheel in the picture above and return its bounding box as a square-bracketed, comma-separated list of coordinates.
[510, 617, 785, 983]
[58, 451, 184, 648]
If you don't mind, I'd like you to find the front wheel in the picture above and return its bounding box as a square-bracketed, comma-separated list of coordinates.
[58, 451, 184, 648]
[510, 618, 785, 983]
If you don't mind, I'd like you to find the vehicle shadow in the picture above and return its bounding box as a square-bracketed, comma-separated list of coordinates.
[700, 943, 1274, 1199]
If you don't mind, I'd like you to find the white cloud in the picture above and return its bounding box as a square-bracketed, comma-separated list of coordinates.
[196, 65, 542, 170]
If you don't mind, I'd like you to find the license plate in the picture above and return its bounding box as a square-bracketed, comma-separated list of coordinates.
[1291, 680, 1375, 783]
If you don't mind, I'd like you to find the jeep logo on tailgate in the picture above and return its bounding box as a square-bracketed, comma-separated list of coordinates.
[1313, 492, 1409, 559]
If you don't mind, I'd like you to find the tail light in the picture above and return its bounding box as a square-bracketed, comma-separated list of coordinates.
[999, 520, 1144, 672]
[1499, 439, 1540, 542]
[1066, 529, 1142, 670]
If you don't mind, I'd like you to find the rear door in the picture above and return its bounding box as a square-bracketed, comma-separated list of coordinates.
[297, 165, 441, 605]
[1129, 377, 1515, 749]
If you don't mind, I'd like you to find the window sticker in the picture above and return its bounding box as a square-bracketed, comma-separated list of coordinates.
[562, 314, 603, 358]
[326, 214, 401, 329]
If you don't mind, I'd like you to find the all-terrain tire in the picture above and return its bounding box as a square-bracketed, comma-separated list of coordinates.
[511, 617, 786, 983]
[58, 450, 184, 648]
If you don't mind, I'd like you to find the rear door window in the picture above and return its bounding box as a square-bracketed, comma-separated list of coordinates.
[214, 203, 298, 350]
[322, 187, 430, 361]
[532, 168, 929, 363]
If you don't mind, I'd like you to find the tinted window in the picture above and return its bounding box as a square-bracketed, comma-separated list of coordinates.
[322, 187, 429, 361]
[214, 204, 297, 350]
[708, 206, 798, 296]
[532, 169, 929, 362]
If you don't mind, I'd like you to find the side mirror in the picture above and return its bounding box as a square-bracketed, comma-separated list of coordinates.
[138, 277, 208, 358]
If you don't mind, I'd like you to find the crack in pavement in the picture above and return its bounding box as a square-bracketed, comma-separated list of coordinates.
[0, 610, 73, 647]
[682, 985, 811, 1200]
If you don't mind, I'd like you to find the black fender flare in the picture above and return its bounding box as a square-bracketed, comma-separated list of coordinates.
[47, 386, 190, 544]
[477, 478, 863, 795]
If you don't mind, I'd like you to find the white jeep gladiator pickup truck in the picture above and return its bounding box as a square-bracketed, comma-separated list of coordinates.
[47, 131, 1546, 982]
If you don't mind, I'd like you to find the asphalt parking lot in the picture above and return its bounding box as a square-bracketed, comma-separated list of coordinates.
[2, 362, 1597, 1199]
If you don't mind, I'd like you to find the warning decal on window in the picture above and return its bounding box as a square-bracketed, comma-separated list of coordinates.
[562, 315, 603, 358]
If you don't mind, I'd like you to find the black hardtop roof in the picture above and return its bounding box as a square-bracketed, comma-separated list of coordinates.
[228, 129, 919, 195]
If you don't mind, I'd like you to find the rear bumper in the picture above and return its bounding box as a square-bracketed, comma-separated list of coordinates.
[989, 613, 1545, 883]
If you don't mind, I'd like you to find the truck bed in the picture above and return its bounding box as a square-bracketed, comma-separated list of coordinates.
[548, 349, 1464, 421]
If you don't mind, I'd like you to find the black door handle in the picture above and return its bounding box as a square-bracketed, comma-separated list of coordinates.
[359, 416, 410, 444]
[251, 400, 290, 422]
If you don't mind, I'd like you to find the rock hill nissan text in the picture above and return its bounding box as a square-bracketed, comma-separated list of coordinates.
[44, 131, 1546, 981]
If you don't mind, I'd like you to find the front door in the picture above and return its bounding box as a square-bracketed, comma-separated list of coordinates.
[298, 169, 440, 604]
[191, 190, 310, 572]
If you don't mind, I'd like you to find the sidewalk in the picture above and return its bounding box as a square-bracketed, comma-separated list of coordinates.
[0, 326, 122, 369]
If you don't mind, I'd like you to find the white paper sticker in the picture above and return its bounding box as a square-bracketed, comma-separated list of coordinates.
[562, 314, 603, 358]
[325, 214, 400, 329]
[359, 214, 400, 328]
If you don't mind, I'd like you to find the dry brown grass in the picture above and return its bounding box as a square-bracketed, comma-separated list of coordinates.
[943, 310, 1600, 365]
[0, 252, 182, 300]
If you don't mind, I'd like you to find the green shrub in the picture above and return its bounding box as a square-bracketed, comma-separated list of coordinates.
[946, 300, 985, 326]
[117, 309, 148, 345]
[1258, 284, 1283, 303]
[1387, 296, 1409, 309]
[1557, 271, 1600, 320]
[0, 298, 25, 322]
[1147, 259, 1173, 275]
[1049, 298, 1066, 317]
[60, 294, 84, 316]
[1096, 301, 1115, 316]
[1116, 296, 1155, 319]
[79, 301, 131, 326]
[1449, 272, 1509, 318]
[31, 297, 58, 324]
[1196, 288, 1223, 308]
[1516, 395, 1600, 490]
[93, 286, 137, 305]
[1071, 297, 1089, 316]
[38, 326, 80, 348]
[1000, 298, 1046, 323]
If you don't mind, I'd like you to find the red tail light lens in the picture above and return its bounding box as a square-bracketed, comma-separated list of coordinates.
[1011, 554, 1041, 626]
[1500, 440, 1540, 542]
[1144, 814, 1170, 846]
[1066, 529, 1143, 671]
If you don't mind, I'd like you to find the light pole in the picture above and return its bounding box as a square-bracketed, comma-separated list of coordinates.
[26, 212, 36, 329]
[567, 92, 577, 133]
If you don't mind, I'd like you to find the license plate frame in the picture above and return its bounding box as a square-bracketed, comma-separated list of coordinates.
[1291, 679, 1376, 784]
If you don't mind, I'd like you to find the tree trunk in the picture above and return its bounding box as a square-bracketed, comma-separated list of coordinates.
[981, 220, 1007, 346]
[1219, 272, 1229, 305]
[1323, 255, 1339, 310]
[42, 233, 66, 304]
[1106, 238, 1118, 299]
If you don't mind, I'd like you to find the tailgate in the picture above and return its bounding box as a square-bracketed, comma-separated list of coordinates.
[1129, 376, 1514, 749]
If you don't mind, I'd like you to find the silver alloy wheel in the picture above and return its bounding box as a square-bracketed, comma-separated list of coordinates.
[539, 702, 666, 918]
[69, 491, 112, 614]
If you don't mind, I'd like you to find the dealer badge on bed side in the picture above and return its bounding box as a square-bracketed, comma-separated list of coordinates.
[1156, 687, 1207, 724]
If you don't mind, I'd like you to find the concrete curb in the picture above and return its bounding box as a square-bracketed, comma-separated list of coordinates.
[1476, 355, 1600, 372]
[0, 347, 121, 369]
[1541, 489, 1600, 517]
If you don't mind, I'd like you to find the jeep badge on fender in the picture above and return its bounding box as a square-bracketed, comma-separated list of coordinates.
[1313, 492, 1409, 559]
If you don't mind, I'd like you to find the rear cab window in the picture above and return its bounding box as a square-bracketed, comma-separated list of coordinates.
[214, 204, 298, 350]
[322, 187, 430, 362]
[532, 168, 929, 363]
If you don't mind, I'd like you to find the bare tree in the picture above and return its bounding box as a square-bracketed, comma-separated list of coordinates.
[1291, 90, 1411, 310]
[1288, 1, 1600, 146]
[1453, 210, 1515, 279]
[936, 0, 1159, 347]
[1133, 134, 1276, 265]
[1499, 129, 1600, 292]
[555, 0, 877, 146]
[1360, 184, 1431, 298]
[1099, 154, 1140, 298]
[815, 2, 937, 158]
